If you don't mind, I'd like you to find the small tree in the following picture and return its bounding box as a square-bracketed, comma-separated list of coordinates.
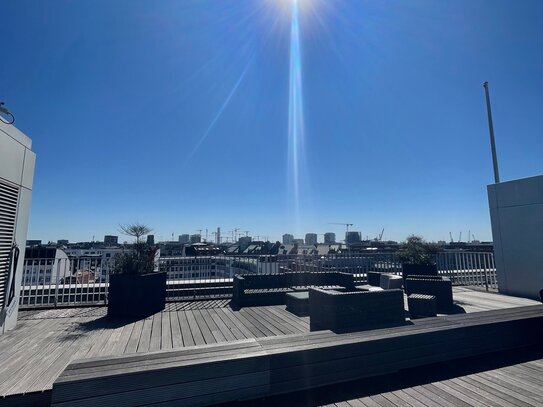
[118, 223, 152, 245]
[396, 235, 438, 266]
[113, 223, 157, 275]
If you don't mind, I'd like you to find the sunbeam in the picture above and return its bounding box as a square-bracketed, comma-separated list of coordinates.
[184, 56, 254, 165]
[288, 0, 305, 232]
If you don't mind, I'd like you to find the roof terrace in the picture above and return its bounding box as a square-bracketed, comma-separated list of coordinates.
[1, 273, 541, 406]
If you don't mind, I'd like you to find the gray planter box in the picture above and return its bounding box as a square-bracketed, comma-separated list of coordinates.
[108, 272, 166, 318]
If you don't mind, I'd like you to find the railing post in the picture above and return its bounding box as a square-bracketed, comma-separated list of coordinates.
[54, 259, 60, 308]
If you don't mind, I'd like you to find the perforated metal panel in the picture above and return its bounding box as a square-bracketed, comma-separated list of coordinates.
[0, 180, 18, 307]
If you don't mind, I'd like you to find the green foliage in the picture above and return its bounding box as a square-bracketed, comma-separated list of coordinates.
[112, 245, 158, 275]
[113, 222, 157, 275]
[396, 235, 438, 266]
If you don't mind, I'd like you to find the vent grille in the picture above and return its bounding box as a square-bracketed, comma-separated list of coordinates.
[0, 180, 19, 308]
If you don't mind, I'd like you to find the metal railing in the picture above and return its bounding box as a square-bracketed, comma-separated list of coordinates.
[18, 251, 498, 308]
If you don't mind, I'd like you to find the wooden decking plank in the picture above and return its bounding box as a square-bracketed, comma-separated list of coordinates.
[369, 394, 397, 407]
[170, 309, 184, 348]
[228, 308, 269, 338]
[442, 377, 507, 407]
[388, 390, 426, 407]
[238, 308, 277, 336]
[384, 390, 426, 407]
[486, 366, 543, 396]
[344, 399, 371, 407]
[176, 310, 196, 347]
[184, 310, 206, 345]
[212, 308, 246, 340]
[267, 306, 309, 332]
[85, 325, 117, 359]
[217, 307, 253, 339]
[246, 307, 296, 335]
[505, 364, 543, 385]
[360, 395, 391, 407]
[149, 312, 163, 352]
[0, 319, 57, 377]
[101, 323, 129, 357]
[124, 319, 143, 354]
[35, 322, 114, 393]
[137, 316, 153, 353]
[192, 309, 217, 344]
[160, 311, 173, 351]
[449, 377, 521, 407]
[420, 383, 472, 407]
[110, 322, 136, 355]
[3, 321, 84, 395]
[199, 309, 228, 343]
[432, 381, 490, 407]
[380, 391, 415, 407]
[261, 306, 306, 333]
[470, 373, 543, 406]
[401, 387, 441, 407]
[56, 345, 265, 385]
[206, 308, 237, 341]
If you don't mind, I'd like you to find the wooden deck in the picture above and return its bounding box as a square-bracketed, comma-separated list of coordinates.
[0, 287, 540, 406]
[238, 344, 543, 407]
[339, 355, 543, 407]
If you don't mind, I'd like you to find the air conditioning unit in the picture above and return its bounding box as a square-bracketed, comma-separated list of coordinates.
[0, 121, 35, 335]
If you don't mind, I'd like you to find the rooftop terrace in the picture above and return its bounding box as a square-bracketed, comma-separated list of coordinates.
[1, 286, 541, 406]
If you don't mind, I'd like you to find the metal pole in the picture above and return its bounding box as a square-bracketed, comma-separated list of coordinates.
[483, 81, 500, 183]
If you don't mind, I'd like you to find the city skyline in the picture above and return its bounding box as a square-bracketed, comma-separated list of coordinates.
[3, 1, 543, 244]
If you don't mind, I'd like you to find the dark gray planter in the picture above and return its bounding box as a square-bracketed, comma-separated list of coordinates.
[402, 263, 438, 280]
[108, 272, 166, 318]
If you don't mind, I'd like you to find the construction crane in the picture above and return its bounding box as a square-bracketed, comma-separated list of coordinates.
[378, 228, 385, 241]
[449, 232, 454, 243]
[242, 230, 250, 237]
[328, 223, 353, 233]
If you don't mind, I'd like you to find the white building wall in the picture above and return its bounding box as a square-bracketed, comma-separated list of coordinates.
[0, 121, 35, 334]
[488, 175, 543, 300]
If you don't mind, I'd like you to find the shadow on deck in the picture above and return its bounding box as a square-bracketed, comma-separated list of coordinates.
[0, 287, 541, 407]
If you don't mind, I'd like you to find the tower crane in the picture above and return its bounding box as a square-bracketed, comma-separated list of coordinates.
[328, 223, 354, 243]
[328, 223, 353, 233]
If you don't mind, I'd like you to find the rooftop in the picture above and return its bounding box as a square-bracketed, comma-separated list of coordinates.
[0, 286, 540, 406]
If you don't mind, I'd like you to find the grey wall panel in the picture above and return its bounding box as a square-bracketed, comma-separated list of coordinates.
[488, 175, 543, 300]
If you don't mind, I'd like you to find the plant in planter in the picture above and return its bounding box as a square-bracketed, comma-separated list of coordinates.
[107, 223, 166, 318]
[396, 235, 439, 280]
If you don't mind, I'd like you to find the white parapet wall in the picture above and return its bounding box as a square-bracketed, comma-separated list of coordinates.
[488, 175, 543, 300]
[0, 121, 35, 335]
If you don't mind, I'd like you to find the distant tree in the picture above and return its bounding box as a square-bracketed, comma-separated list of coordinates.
[396, 235, 439, 265]
[118, 223, 152, 245]
[114, 222, 156, 275]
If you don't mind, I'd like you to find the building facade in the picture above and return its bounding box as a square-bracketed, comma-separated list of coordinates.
[324, 232, 336, 244]
[282, 234, 294, 245]
[305, 233, 318, 246]
[0, 121, 36, 335]
[346, 231, 362, 245]
[103, 235, 118, 246]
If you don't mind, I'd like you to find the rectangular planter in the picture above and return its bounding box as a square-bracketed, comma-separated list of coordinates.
[108, 272, 166, 318]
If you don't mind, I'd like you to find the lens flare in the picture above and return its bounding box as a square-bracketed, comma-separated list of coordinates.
[184, 56, 254, 165]
[287, 0, 305, 232]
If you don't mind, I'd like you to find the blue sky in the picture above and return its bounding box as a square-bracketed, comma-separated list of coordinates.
[2, 0, 543, 243]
